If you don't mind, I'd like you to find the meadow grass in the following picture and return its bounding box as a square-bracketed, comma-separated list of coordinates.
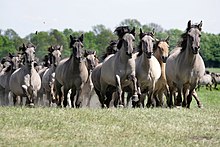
[0, 87, 219, 147]
[206, 67, 220, 73]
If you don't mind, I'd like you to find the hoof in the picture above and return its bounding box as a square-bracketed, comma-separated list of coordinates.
[118, 104, 124, 108]
[29, 103, 34, 108]
[176, 106, 182, 109]
[132, 95, 139, 102]
[198, 104, 203, 108]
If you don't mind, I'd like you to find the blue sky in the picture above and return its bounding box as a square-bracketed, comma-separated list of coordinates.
[1, 0, 219, 37]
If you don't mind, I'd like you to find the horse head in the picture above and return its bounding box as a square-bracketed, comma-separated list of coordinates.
[84, 50, 99, 71]
[48, 45, 62, 67]
[185, 20, 202, 54]
[69, 34, 84, 62]
[154, 36, 169, 63]
[138, 28, 155, 58]
[115, 26, 135, 57]
[8, 53, 21, 70]
[19, 43, 36, 67]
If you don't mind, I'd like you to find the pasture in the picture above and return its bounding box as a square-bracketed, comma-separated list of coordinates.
[0, 87, 219, 146]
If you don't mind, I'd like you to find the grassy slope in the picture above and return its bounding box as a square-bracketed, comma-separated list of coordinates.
[0, 88, 219, 147]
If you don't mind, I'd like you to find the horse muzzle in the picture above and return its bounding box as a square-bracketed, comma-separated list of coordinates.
[192, 47, 200, 54]
[145, 52, 153, 59]
[161, 56, 168, 63]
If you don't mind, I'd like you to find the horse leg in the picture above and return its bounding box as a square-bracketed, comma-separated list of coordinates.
[86, 86, 94, 107]
[192, 90, 202, 108]
[70, 88, 76, 108]
[21, 85, 32, 106]
[75, 87, 83, 108]
[63, 87, 69, 108]
[94, 87, 105, 108]
[115, 75, 123, 107]
[186, 90, 193, 109]
[176, 88, 182, 107]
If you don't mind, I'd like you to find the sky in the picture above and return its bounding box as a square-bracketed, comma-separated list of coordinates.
[1, 0, 219, 38]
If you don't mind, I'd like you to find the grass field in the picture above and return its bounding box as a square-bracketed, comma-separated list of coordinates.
[0, 87, 220, 147]
[206, 68, 220, 73]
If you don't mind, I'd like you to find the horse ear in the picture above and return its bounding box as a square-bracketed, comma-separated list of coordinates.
[187, 20, 192, 30]
[59, 45, 63, 52]
[152, 28, 155, 36]
[198, 21, 202, 31]
[84, 50, 88, 57]
[79, 34, 84, 43]
[8, 53, 13, 58]
[139, 28, 143, 39]
[165, 36, 170, 43]
[21, 43, 26, 52]
[130, 27, 135, 37]
[70, 35, 73, 41]
[48, 46, 54, 53]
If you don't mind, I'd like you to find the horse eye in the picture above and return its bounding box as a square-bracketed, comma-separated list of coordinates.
[199, 34, 201, 37]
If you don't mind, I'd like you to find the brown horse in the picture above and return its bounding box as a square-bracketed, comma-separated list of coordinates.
[55, 34, 88, 108]
[99, 26, 138, 108]
[166, 20, 205, 108]
[9, 44, 41, 106]
[153, 37, 170, 107]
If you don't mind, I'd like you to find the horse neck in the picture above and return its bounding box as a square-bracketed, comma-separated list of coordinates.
[118, 47, 131, 63]
[181, 45, 197, 65]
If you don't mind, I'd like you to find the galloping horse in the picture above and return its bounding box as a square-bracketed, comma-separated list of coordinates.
[9, 44, 41, 106]
[99, 26, 138, 107]
[166, 20, 205, 108]
[153, 37, 170, 107]
[135, 29, 161, 107]
[42, 45, 62, 106]
[55, 34, 88, 108]
[0, 54, 20, 105]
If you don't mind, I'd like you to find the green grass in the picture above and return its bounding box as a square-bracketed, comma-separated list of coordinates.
[0, 88, 220, 147]
[206, 67, 220, 73]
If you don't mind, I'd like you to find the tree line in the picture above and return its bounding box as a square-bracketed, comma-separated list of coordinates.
[0, 19, 220, 67]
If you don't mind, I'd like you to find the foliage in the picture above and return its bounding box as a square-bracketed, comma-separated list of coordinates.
[0, 19, 220, 67]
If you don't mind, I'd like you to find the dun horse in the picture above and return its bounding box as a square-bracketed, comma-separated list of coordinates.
[135, 29, 161, 107]
[166, 20, 205, 108]
[55, 34, 88, 108]
[42, 45, 62, 106]
[0, 54, 20, 105]
[9, 44, 41, 106]
[153, 37, 170, 107]
[99, 26, 139, 108]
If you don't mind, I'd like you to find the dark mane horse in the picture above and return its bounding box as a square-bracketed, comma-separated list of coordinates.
[166, 20, 205, 108]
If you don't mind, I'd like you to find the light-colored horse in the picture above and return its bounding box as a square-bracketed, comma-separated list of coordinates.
[9, 44, 41, 106]
[197, 72, 212, 91]
[91, 41, 118, 108]
[36, 54, 51, 106]
[211, 72, 220, 90]
[99, 27, 138, 108]
[135, 29, 161, 107]
[166, 20, 205, 108]
[153, 37, 170, 107]
[42, 45, 62, 106]
[55, 34, 88, 108]
[81, 50, 99, 107]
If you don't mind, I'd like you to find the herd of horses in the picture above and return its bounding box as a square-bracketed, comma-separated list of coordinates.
[0, 20, 218, 109]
